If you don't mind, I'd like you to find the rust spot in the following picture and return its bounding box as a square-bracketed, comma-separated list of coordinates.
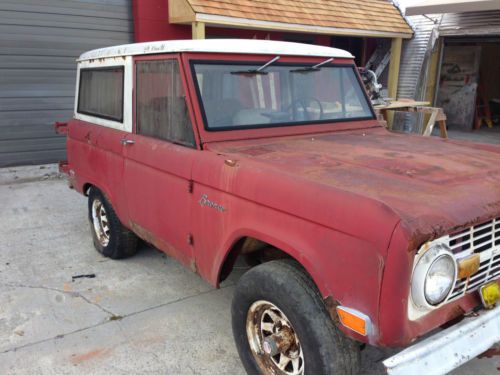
[457, 254, 480, 279]
[441, 305, 466, 328]
[70, 348, 111, 364]
[224, 159, 237, 167]
[240, 238, 268, 255]
[478, 348, 500, 359]
[190, 258, 197, 273]
[130, 221, 197, 273]
[324, 296, 341, 326]
[237, 146, 274, 156]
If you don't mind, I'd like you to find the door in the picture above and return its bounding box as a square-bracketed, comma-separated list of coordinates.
[73, 63, 132, 221]
[123, 55, 198, 268]
[437, 45, 481, 130]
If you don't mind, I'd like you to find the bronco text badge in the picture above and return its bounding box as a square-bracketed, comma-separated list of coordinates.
[198, 194, 226, 212]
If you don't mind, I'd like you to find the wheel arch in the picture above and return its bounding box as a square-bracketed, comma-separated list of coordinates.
[81, 181, 127, 227]
[80, 181, 115, 205]
[82, 182, 93, 196]
[215, 231, 330, 299]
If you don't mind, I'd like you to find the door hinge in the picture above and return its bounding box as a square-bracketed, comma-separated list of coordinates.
[188, 179, 194, 193]
[187, 233, 194, 246]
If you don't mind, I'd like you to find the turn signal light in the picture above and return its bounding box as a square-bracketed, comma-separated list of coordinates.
[336, 306, 371, 336]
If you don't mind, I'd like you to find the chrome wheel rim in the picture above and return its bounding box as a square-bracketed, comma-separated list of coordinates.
[91, 198, 110, 247]
[246, 300, 304, 375]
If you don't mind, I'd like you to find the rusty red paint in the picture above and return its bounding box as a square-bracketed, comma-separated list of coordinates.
[478, 348, 500, 359]
[61, 50, 500, 350]
[54, 121, 68, 134]
[58, 160, 69, 175]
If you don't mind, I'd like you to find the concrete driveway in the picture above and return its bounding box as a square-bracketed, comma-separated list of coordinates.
[0, 164, 497, 375]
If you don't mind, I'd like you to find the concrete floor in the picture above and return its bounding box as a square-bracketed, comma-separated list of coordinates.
[439, 124, 500, 145]
[0, 164, 498, 375]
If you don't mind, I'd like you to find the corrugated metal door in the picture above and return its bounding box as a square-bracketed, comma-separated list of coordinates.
[0, 0, 133, 167]
[440, 10, 500, 36]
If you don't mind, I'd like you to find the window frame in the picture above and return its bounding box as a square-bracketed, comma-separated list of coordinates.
[77, 66, 125, 123]
[133, 54, 198, 149]
[189, 60, 376, 132]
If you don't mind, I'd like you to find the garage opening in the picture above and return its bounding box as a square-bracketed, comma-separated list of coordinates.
[436, 36, 500, 144]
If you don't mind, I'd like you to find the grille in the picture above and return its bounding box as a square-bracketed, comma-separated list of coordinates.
[446, 217, 500, 301]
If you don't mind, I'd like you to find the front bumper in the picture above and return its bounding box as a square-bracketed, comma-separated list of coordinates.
[383, 304, 500, 375]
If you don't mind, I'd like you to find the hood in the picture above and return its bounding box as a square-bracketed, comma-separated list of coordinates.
[205, 127, 500, 243]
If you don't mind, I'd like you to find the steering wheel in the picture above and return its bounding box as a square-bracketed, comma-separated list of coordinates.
[287, 97, 324, 121]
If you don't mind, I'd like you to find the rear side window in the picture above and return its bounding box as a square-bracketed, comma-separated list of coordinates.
[136, 59, 195, 147]
[78, 67, 124, 122]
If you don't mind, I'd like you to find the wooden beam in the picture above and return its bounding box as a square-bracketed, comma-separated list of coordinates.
[169, 0, 196, 24]
[192, 21, 205, 39]
[175, 14, 413, 39]
[387, 37, 402, 100]
[425, 38, 442, 104]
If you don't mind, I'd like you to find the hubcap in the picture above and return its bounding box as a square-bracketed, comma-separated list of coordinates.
[91, 198, 110, 247]
[246, 300, 304, 375]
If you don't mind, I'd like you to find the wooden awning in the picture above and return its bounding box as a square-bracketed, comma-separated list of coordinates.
[169, 0, 414, 39]
[405, 0, 500, 16]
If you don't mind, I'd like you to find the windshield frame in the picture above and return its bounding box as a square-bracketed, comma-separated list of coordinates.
[189, 60, 376, 132]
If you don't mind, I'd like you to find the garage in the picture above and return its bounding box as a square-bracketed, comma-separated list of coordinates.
[402, 1, 500, 143]
[0, 0, 133, 167]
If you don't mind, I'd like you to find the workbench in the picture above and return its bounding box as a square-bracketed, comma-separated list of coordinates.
[374, 100, 448, 138]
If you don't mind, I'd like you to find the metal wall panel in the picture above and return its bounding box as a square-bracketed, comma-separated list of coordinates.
[397, 15, 440, 100]
[395, 15, 441, 133]
[440, 10, 500, 36]
[0, 0, 133, 167]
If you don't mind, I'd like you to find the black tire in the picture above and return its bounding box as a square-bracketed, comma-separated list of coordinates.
[88, 187, 138, 259]
[232, 260, 360, 375]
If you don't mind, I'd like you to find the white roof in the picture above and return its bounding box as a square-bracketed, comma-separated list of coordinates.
[405, 0, 500, 16]
[77, 39, 354, 61]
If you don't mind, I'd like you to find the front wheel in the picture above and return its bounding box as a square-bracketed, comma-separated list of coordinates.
[232, 260, 360, 375]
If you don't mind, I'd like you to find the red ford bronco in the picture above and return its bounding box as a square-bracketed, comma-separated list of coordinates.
[58, 39, 500, 375]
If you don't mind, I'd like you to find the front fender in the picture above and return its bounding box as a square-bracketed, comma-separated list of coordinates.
[208, 212, 388, 344]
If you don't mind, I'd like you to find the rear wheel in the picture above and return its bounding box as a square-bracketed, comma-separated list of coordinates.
[88, 187, 138, 259]
[232, 260, 360, 375]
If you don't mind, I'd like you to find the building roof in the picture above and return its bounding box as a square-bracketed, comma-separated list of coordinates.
[77, 39, 354, 61]
[169, 0, 414, 38]
[405, 0, 500, 16]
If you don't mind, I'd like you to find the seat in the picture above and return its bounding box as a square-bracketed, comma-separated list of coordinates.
[233, 109, 272, 126]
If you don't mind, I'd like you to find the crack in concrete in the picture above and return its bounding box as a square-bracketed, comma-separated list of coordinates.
[0, 284, 233, 355]
[2, 283, 116, 318]
[0, 173, 64, 187]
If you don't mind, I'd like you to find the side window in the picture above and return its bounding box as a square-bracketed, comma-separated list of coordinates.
[78, 67, 124, 121]
[136, 59, 195, 147]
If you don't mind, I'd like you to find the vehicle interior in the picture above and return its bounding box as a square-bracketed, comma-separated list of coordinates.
[192, 62, 373, 130]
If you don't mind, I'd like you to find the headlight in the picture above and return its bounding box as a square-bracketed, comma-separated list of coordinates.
[411, 243, 457, 308]
[424, 255, 456, 305]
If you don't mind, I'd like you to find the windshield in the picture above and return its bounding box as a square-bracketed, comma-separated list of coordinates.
[192, 62, 373, 131]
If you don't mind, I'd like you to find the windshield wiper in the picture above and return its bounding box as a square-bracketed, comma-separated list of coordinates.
[231, 56, 280, 75]
[291, 57, 334, 73]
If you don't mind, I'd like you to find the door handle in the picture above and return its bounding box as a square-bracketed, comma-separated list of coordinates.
[120, 138, 135, 145]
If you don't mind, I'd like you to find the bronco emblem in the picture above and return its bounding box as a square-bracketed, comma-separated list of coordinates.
[198, 194, 226, 212]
